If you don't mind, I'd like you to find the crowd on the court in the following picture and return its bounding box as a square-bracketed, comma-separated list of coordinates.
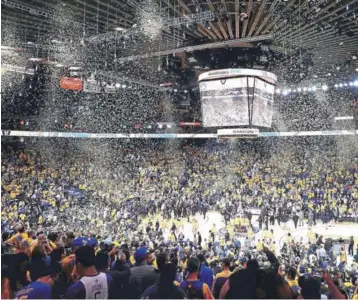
[2, 144, 358, 234]
[1, 144, 358, 298]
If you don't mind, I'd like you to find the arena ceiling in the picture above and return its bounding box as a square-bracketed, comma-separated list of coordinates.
[1, 0, 358, 82]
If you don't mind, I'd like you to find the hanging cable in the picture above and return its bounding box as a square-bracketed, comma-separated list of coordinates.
[299, 0, 302, 70]
[83, 0, 86, 37]
[97, 0, 99, 34]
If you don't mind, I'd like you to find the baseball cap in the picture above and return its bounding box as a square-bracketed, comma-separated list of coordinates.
[134, 247, 148, 262]
[87, 238, 98, 247]
[72, 237, 86, 247]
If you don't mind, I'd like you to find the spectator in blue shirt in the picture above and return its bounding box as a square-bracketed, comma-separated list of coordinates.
[197, 254, 214, 290]
[15, 261, 60, 299]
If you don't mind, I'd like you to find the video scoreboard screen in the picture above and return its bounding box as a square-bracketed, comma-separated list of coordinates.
[199, 73, 275, 128]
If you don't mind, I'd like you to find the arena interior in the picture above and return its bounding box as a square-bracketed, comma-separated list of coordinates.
[1, 0, 358, 299]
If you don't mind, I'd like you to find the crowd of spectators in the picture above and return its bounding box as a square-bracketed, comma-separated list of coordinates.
[1, 140, 358, 298]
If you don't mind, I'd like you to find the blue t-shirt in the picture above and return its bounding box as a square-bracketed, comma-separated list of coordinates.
[200, 263, 214, 289]
[15, 282, 51, 299]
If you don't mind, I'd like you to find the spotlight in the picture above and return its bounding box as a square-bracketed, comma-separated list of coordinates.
[303, 87, 307, 92]
[349, 82, 354, 86]
[312, 86, 317, 91]
[334, 84, 338, 88]
[184, 89, 188, 93]
[174, 89, 178, 93]
[293, 89, 297, 93]
[321, 84, 328, 91]
[297, 87, 302, 92]
[327, 73, 331, 76]
[354, 80, 358, 86]
[343, 83, 348, 87]
[122, 84, 127, 88]
[115, 83, 121, 88]
[352, 55, 357, 60]
[338, 83, 343, 88]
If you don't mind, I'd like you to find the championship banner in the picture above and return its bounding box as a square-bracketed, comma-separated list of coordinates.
[60, 77, 83, 91]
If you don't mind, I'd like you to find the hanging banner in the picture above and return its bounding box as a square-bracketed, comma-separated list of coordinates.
[60, 77, 83, 91]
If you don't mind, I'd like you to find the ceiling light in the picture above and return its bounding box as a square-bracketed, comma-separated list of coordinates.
[115, 83, 121, 88]
[297, 87, 302, 92]
[303, 87, 307, 91]
[287, 88, 292, 93]
[55, 64, 64, 68]
[327, 73, 331, 76]
[354, 80, 358, 86]
[115, 27, 125, 31]
[132, 24, 137, 28]
[275, 88, 281, 94]
[312, 86, 317, 91]
[282, 89, 289, 96]
[293, 89, 297, 93]
[122, 84, 127, 88]
[349, 82, 354, 86]
[343, 83, 348, 87]
[334, 84, 338, 88]
[69, 66, 81, 70]
[27, 41, 33, 45]
[355, 68, 358, 72]
[28, 58, 44, 61]
[352, 55, 357, 60]
[321, 84, 328, 91]
[338, 83, 343, 88]
[51, 39, 62, 44]
[184, 89, 188, 93]
[174, 89, 178, 93]
[307, 87, 312, 92]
